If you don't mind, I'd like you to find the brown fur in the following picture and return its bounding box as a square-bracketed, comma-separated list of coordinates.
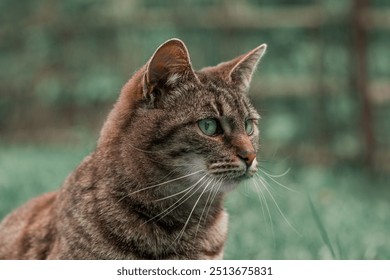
[0, 39, 266, 259]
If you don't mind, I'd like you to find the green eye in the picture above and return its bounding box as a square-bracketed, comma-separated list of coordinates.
[198, 118, 218, 136]
[245, 119, 255, 135]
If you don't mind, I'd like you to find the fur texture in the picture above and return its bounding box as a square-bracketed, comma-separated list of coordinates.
[0, 39, 267, 259]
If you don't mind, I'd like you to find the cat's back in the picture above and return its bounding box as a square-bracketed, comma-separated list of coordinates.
[0, 191, 58, 259]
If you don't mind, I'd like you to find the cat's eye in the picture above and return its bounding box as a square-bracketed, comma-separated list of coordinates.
[198, 118, 219, 136]
[245, 119, 255, 136]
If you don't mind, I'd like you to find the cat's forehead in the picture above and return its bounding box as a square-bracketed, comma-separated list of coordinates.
[172, 77, 258, 121]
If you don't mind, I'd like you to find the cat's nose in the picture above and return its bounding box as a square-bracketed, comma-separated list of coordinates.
[237, 150, 256, 167]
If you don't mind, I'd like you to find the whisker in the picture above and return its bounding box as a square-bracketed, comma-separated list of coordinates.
[147, 167, 182, 186]
[259, 168, 298, 193]
[152, 187, 192, 202]
[203, 177, 224, 225]
[198, 178, 216, 223]
[143, 174, 209, 225]
[252, 178, 274, 239]
[128, 169, 205, 196]
[257, 174, 302, 237]
[153, 175, 208, 202]
[261, 168, 290, 178]
[174, 177, 213, 244]
[115, 169, 205, 206]
[193, 177, 219, 245]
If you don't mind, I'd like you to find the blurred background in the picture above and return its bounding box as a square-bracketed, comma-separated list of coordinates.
[0, 0, 389, 259]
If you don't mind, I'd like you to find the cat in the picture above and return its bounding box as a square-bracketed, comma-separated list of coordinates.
[0, 38, 266, 259]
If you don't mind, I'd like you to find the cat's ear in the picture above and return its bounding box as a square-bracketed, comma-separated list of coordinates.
[229, 44, 267, 90]
[143, 39, 197, 101]
[217, 44, 267, 92]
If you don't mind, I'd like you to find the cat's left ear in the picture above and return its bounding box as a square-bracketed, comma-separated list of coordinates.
[222, 44, 267, 92]
[230, 44, 267, 90]
[143, 39, 198, 102]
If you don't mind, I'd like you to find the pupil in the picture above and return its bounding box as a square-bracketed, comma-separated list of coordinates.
[205, 121, 209, 131]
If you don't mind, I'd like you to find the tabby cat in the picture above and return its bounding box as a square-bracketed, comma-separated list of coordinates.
[0, 39, 266, 259]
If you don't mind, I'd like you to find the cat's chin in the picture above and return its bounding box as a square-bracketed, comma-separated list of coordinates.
[216, 176, 245, 192]
[218, 171, 257, 192]
[220, 180, 240, 192]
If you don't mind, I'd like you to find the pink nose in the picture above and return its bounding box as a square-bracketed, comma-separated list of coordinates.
[237, 150, 256, 167]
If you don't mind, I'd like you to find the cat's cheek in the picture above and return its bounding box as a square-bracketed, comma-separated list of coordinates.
[185, 155, 207, 170]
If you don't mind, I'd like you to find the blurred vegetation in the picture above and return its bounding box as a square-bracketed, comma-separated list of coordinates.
[1, 0, 389, 164]
[0, 0, 389, 259]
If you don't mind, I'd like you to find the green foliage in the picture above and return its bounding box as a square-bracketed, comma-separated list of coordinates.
[225, 163, 390, 259]
[307, 193, 337, 259]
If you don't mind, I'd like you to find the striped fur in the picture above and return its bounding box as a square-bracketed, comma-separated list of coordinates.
[0, 39, 266, 259]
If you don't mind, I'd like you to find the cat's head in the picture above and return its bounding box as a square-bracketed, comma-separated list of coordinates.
[99, 39, 266, 192]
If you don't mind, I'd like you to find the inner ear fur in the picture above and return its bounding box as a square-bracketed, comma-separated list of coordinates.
[229, 44, 267, 88]
[143, 38, 196, 96]
[202, 44, 267, 92]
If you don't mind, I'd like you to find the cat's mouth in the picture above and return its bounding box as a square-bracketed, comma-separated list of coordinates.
[181, 157, 258, 193]
[207, 159, 258, 181]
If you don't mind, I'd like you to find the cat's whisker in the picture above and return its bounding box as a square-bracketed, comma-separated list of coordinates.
[192, 177, 220, 246]
[152, 186, 194, 202]
[115, 169, 205, 205]
[146, 167, 181, 187]
[261, 168, 290, 178]
[142, 174, 209, 225]
[251, 178, 274, 239]
[153, 174, 208, 202]
[259, 168, 297, 193]
[168, 186, 212, 249]
[116, 168, 179, 204]
[203, 177, 224, 226]
[173, 177, 213, 244]
[256, 174, 302, 237]
[198, 178, 217, 223]
[143, 175, 216, 230]
[128, 169, 205, 196]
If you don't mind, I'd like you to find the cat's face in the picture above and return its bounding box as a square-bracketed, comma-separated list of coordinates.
[102, 39, 266, 193]
[140, 80, 260, 191]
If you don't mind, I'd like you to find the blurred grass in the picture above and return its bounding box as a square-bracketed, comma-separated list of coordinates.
[0, 142, 388, 259]
[225, 161, 390, 259]
[0, 143, 93, 216]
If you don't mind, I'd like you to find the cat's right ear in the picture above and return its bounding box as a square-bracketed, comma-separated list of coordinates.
[142, 39, 197, 105]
